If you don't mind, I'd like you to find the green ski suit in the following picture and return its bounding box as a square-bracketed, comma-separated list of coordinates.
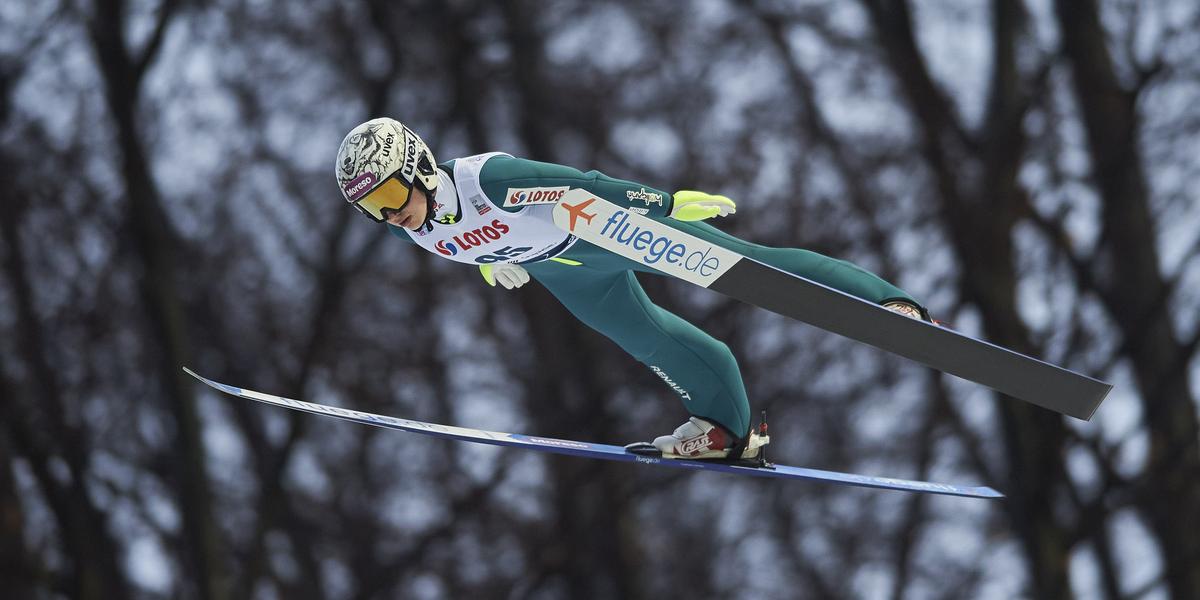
[388, 155, 918, 440]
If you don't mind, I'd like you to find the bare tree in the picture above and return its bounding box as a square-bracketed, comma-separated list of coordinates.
[2, 0, 1198, 598]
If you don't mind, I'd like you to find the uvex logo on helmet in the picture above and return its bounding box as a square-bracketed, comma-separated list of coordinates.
[400, 134, 418, 180]
[343, 173, 377, 201]
[380, 133, 395, 159]
[433, 219, 512, 256]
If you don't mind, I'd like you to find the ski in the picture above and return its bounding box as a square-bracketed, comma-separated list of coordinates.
[553, 192, 1112, 420]
[184, 368, 1001, 499]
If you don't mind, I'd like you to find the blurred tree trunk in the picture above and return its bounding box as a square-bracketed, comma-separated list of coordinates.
[0, 85, 40, 596]
[1, 203, 132, 599]
[0, 93, 136, 596]
[520, 290, 643, 598]
[863, 1, 1075, 596]
[84, 0, 230, 598]
[1053, 1, 1200, 597]
[499, 1, 644, 596]
[0, 394, 37, 598]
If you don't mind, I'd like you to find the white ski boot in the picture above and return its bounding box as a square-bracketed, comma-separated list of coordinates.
[884, 299, 952, 328]
[626, 415, 770, 463]
[883, 300, 925, 321]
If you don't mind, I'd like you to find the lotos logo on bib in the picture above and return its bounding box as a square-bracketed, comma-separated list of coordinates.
[433, 219, 513, 256]
[505, 186, 569, 207]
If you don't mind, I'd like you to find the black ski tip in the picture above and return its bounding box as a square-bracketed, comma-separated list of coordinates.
[624, 442, 661, 457]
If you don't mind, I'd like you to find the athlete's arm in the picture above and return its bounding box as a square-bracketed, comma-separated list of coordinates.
[477, 156, 675, 218]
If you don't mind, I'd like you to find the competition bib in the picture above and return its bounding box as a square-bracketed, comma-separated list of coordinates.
[405, 153, 576, 264]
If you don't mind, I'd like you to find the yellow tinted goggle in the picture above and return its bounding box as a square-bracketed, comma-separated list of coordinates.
[354, 176, 413, 222]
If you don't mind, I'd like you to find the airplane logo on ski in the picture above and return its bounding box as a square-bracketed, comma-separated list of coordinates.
[559, 197, 597, 232]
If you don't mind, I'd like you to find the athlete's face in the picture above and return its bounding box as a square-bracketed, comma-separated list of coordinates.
[383, 187, 428, 230]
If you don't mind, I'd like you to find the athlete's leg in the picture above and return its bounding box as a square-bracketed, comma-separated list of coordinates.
[524, 250, 751, 438]
[656, 219, 919, 306]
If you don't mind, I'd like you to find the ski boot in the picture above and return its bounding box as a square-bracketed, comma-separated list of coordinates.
[882, 300, 927, 321]
[883, 300, 952, 329]
[626, 411, 772, 468]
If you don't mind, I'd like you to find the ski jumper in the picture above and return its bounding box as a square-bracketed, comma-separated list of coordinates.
[388, 153, 918, 439]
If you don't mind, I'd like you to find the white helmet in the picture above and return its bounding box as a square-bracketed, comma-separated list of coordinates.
[334, 117, 439, 222]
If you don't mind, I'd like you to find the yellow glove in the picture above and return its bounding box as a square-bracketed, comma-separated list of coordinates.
[669, 190, 737, 222]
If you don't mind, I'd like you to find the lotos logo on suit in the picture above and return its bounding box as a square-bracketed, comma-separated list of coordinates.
[505, 186, 569, 207]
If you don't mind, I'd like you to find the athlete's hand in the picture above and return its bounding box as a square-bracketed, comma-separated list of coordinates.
[479, 263, 530, 290]
[669, 190, 737, 222]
